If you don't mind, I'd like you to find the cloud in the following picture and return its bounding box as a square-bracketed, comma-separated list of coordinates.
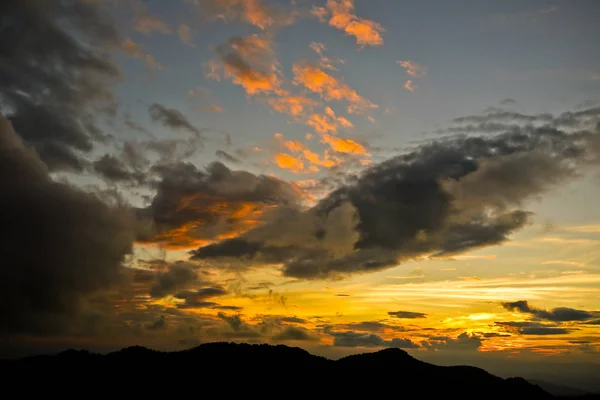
[340, 321, 404, 332]
[130, 0, 172, 35]
[0, 0, 121, 170]
[329, 330, 419, 348]
[312, 0, 385, 47]
[216, 150, 241, 164]
[268, 95, 320, 117]
[404, 79, 416, 92]
[501, 300, 599, 322]
[149, 262, 200, 298]
[275, 153, 313, 174]
[321, 134, 369, 155]
[148, 103, 202, 136]
[138, 161, 304, 249]
[122, 38, 166, 70]
[450, 107, 600, 129]
[0, 115, 137, 335]
[495, 321, 572, 335]
[191, 114, 600, 279]
[309, 42, 343, 71]
[93, 154, 144, 183]
[423, 333, 482, 351]
[292, 63, 377, 114]
[388, 311, 427, 319]
[177, 24, 194, 46]
[196, 0, 294, 30]
[207, 34, 284, 96]
[397, 60, 427, 77]
[272, 326, 317, 341]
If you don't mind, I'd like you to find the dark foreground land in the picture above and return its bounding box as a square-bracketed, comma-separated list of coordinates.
[1, 342, 598, 398]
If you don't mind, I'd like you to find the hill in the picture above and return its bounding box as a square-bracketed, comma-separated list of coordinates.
[1, 342, 597, 398]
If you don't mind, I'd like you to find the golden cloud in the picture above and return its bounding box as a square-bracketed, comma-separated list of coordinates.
[292, 63, 376, 113]
[268, 95, 320, 117]
[206, 34, 284, 96]
[312, 0, 385, 47]
[321, 133, 370, 155]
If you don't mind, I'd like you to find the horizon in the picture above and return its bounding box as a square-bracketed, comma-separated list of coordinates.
[1, 0, 600, 392]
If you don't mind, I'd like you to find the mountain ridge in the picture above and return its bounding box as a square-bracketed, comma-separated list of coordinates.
[2, 342, 597, 398]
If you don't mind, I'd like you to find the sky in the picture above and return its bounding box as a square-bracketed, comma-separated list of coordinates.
[1, 0, 600, 389]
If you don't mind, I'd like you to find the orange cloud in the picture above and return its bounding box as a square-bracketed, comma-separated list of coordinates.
[292, 63, 376, 113]
[306, 107, 354, 134]
[307, 113, 338, 135]
[321, 134, 369, 155]
[312, 0, 385, 47]
[138, 198, 274, 250]
[303, 149, 340, 168]
[397, 60, 427, 77]
[268, 95, 319, 117]
[404, 79, 416, 92]
[274, 132, 340, 170]
[284, 140, 306, 153]
[275, 153, 307, 173]
[207, 34, 283, 96]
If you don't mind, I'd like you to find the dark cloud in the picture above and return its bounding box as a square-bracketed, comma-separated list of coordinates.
[0, 115, 136, 335]
[149, 262, 199, 298]
[93, 154, 145, 184]
[0, 0, 121, 170]
[148, 103, 202, 136]
[340, 321, 404, 332]
[500, 98, 517, 105]
[423, 333, 482, 351]
[388, 311, 427, 319]
[174, 287, 230, 309]
[140, 161, 303, 248]
[495, 321, 572, 335]
[329, 330, 419, 349]
[215, 150, 241, 164]
[451, 107, 600, 129]
[194, 118, 600, 279]
[146, 315, 166, 330]
[272, 326, 316, 341]
[501, 300, 598, 322]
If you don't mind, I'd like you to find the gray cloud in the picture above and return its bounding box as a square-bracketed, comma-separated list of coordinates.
[388, 311, 427, 319]
[451, 107, 600, 129]
[495, 321, 572, 335]
[272, 326, 316, 341]
[501, 300, 599, 322]
[329, 330, 419, 349]
[93, 154, 145, 184]
[423, 332, 483, 351]
[149, 262, 199, 298]
[0, 0, 121, 170]
[0, 115, 136, 335]
[215, 149, 241, 164]
[148, 103, 202, 136]
[140, 161, 302, 248]
[340, 321, 405, 332]
[193, 119, 600, 279]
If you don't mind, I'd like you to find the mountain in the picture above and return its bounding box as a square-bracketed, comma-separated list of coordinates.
[528, 379, 590, 397]
[0, 342, 595, 398]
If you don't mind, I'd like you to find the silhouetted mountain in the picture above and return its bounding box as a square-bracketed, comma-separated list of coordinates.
[528, 379, 590, 397]
[1, 343, 596, 398]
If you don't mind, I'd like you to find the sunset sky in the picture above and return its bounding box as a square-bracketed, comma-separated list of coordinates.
[1, 0, 600, 387]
